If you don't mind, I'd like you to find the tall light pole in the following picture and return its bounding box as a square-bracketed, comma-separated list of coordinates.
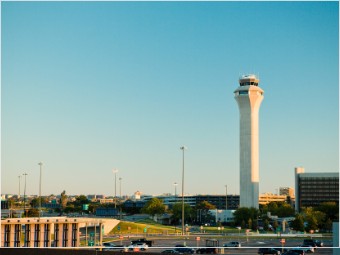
[112, 169, 118, 209]
[225, 185, 228, 210]
[180, 146, 187, 235]
[23, 173, 28, 217]
[119, 177, 122, 198]
[18, 175, 21, 199]
[119, 177, 122, 220]
[38, 162, 43, 219]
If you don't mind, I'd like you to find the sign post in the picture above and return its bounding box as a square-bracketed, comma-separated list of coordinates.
[280, 239, 286, 253]
[196, 236, 200, 247]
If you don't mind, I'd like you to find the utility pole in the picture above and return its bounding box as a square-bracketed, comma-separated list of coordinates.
[38, 162, 43, 219]
[225, 185, 228, 210]
[23, 173, 28, 217]
[180, 146, 187, 236]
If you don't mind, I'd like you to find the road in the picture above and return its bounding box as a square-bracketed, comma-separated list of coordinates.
[103, 236, 334, 255]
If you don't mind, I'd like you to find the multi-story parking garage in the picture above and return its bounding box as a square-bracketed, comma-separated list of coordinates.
[0, 217, 118, 247]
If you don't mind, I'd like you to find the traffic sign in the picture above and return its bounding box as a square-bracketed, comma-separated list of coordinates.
[196, 237, 200, 241]
[280, 239, 286, 244]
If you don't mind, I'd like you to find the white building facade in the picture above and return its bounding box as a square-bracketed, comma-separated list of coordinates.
[234, 74, 264, 208]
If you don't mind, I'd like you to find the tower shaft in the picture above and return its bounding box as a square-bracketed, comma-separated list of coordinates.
[234, 75, 264, 208]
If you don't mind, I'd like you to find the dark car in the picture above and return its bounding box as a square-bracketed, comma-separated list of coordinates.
[289, 249, 305, 255]
[258, 248, 281, 255]
[302, 239, 321, 248]
[131, 238, 153, 247]
[161, 249, 181, 254]
[175, 245, 195, 254]
[282, 251, 301, 255]
[102, 242, 125, 251]
[223, 241, 241, 247]
[196, 247, 217, 254]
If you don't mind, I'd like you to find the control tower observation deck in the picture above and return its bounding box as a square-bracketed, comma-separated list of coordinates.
[234, 74, 264, 208]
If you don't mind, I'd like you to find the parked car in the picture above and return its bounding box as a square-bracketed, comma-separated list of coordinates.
[258, 248, 281, 255]
[128, 242, 149, 251]
[131, 238, 153, 247]
[302, 239, 322, 248]
[298, 245, 315, 253]
[161, 249, 181, 254]
[282, 251, 301, 255]
[289, 249, 305, 255]
[174, 244, 195, 254]
[223, 241, 241, 247]
[102, 242, 125, 251]
[313, 240, 324, 247]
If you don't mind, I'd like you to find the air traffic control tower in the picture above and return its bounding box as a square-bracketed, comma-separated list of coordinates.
[234, 74, 264, 208]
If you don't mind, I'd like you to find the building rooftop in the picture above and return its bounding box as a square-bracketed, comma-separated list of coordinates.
[298, 172, 339, 178]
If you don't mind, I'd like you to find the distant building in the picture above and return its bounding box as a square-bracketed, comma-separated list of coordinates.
[132, 191, 142, 200]
[95, 208, 118, 216]
[279, 187, 294, 197]
[143, 194, 240, 210]
[87, 194, 105, 202]
[209, 209, 236, 223]
[259, 193, 295, 205]
[1, 200, 9, 209]
[295, 167, 339, 212]
[99, 198, 114, 204]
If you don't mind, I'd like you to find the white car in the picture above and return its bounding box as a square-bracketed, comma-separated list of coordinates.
[128, 242, 149, 251]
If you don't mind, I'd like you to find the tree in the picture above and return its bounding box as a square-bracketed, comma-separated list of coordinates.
[317, 202, 339, 221]
[306, 215, 318, 232]
[141, 198, 166, 216]
[196, 201, 216, 210]
[291, 214, 305, 232]
[263, 219, 269, 231]
[276, 204, 295, 217]
[247, 218, 252, 229]
[233, 207, 259, 227]
[195, 201, 216, 224]
[30, 197, 48, 208]
[324, 218, 333, 233]
[27, 208, 39, 217]
[171, 203, 193, 225]
[60, 190, 68, 214]
[272, 220, 278, 231]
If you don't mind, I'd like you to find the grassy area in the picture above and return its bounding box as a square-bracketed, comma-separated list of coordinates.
[110, 220, 264, 236]
[109, 220, 181, 235]
[107, 219, 332, 240]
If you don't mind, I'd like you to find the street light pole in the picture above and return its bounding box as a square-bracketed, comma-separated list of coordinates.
[23, 173, 28, 217]
[225, 185, 228, 210]
[18, 175, 21, 199]
[119, 177, 122, 220]
[38, 162, 43, 219]
[119, 177, 122, 198]
[112, 169, 118, 209]
[180, 146, 187, 236]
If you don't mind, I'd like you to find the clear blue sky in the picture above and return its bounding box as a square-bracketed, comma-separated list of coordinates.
[2, 1, 338, 197]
